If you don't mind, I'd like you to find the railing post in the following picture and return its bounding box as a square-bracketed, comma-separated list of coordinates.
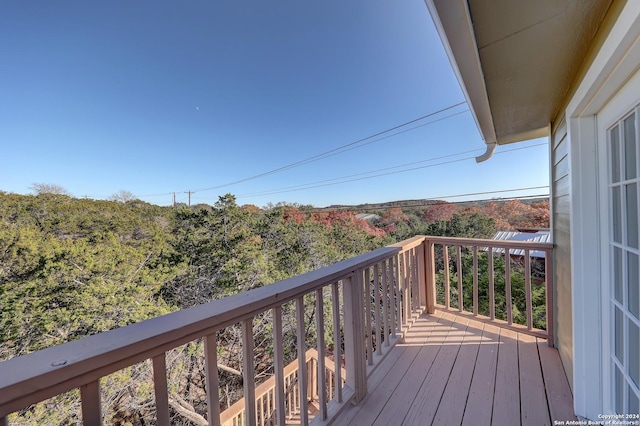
[152, 354, 170, 426]
[272, 306, 286, 426]
[295, 297, 309, 425]
[545, 248, 555, 347]
[81, 380, 102, 426]
[424, 239, 436, 314]
[342, 273, 367, 403]
[204, 334, 221, 426]
[242, 319, 257, 426]
[416, 244, 426, 310]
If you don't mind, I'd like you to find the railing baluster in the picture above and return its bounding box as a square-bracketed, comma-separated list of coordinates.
[394, 256, 402, 333]
[388, 259, 395, 337]
[272, 306, 286, 426]
[286, 375, 292, 418]
[374, 263, 382, 356]
[315, 288, 328, 419]
[381, 260, 390, 344]
[204, 334, 221, 426]
[473, 246, 479, 316]
[525, 249, 533, 330]
[408, 249, 413, 313]
[242, 319, 256, 426]
[81, 380, 102, 426]
[364, 268, 373, 366]
[443, 244, 450, 308]
[505, 248, 513, 325]
[457, 245, 463, 312]
[411, 246, 424, 314]
[152, 354, 170, 426]
[331, 281, 343, 402]
[402, 251, 409, 321]
[295, 297, 309, 425]
[489, 246, 495, 320]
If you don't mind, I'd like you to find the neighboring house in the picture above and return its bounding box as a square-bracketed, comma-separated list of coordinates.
[425, 0, 639, 418]
[355, 213, 381, 222]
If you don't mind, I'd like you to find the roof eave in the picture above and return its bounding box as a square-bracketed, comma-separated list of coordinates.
[424, 0, 497, 155]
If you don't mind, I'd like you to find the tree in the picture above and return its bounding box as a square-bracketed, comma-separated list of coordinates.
[30, 182, 71, 196]
[108, 190, 136, 203]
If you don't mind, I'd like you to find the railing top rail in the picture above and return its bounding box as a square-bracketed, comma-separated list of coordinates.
[0, 245, 400, 414]
[423, 235, 554, 251]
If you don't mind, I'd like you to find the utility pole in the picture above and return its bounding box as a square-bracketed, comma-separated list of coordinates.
[172, 192, 176, 208]
[185, 191, 193, 207]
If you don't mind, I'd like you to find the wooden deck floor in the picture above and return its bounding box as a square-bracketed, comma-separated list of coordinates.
[331, 309, 575, 426]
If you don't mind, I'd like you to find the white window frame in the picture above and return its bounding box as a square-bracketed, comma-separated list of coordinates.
[566, 2, 640, 419]
[598, 83, 640, 416]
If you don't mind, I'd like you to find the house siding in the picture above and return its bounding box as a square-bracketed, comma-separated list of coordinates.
[551, 117, 574, 390]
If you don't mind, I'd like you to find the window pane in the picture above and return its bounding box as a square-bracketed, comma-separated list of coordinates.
[616, 365, 624, 413]
[612, 125, 621, 183]
[614, 186, 622, 243]
[624, 113, 637, 180]
[615, 247, 623, 303]
[616, 307, 624, 363]
[630, 318, 639, 388]
[627, 183, 639, 249]
[630, 252, 639, 319]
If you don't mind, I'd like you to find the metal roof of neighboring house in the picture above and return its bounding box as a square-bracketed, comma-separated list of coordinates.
[490, 230, 550, 258]
[355, 213, 381, 222]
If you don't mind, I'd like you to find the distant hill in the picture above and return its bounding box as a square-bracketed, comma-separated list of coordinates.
[320, 196, 549, 212]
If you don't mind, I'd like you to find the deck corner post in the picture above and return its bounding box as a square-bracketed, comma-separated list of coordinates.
[417, 242, 427, 310]
[342, 273, 368, 403]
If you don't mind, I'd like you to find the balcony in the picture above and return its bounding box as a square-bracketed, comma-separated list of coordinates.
[0, 235, 573, 425]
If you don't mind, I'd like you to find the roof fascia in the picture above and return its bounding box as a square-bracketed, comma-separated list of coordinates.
[424, 0, 497, 153]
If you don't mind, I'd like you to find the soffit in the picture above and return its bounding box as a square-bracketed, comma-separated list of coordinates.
[427, 0, 613, 146]
[467, 0, 612, 144]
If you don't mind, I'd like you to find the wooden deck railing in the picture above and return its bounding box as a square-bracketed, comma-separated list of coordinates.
[423, 236, 554, 345]
[0, 237, 425, 425]
[219, 349, 346, 426]
[0, 235, 553, 425]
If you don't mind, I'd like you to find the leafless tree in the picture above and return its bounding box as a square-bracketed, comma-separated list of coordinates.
[109, 190, 136, 203]
[30, 182, 71, 196]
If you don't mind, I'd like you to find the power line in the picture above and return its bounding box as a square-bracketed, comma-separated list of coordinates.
[133, 104, 468, 199]
[191, 101, 467, 192]
[238, 147, 485, 196]
[237, 142, 548, 199]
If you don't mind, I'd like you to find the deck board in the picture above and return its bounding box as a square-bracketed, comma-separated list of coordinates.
[331, 311, 446, 426]
[537, 338, 577, 422]
[430, 316, 481, 426]
[372, 320, 453, 426]
[491, 327, 521, 425]
[461, 322, 500, 426]
[330, 309, 575, 426]
[400, 312, 465, 425]
[518, 333, 551, 426]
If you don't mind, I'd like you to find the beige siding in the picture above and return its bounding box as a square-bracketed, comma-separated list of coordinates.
[551, 118, 573, 390]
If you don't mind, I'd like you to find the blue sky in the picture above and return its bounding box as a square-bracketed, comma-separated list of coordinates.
[0, 1, 549, 208]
